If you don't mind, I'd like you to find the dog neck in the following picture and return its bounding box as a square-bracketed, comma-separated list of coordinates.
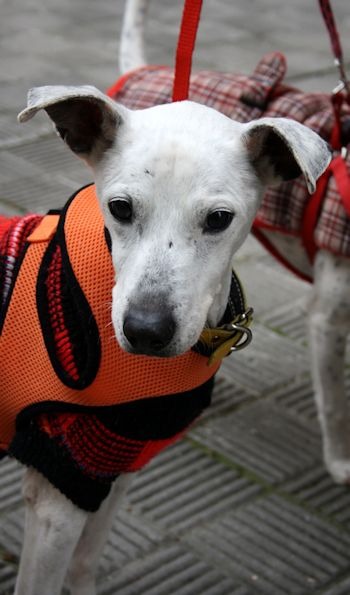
[207, 264, 233, 328]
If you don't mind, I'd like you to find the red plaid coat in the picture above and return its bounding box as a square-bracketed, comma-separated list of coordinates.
[108, 52, 350, 272]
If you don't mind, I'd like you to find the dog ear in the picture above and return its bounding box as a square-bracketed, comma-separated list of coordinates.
[18, 85, 123, 166]
[242, 117, 331, 193]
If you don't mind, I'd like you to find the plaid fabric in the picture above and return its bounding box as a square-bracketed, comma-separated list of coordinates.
[0, 214, 43, 312]
[10, 384, 211, 511]
[37, 412, 185, 476]
[110, 52, 350, 260]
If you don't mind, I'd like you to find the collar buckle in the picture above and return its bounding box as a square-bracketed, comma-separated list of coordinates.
[223, 307, 253, 353]
[201, 307, 254, 366]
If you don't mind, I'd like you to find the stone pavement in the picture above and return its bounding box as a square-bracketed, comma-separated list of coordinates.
[1, 0, 350, 593]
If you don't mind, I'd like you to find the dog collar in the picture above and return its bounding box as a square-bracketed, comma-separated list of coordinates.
[193, 271, 253, 366]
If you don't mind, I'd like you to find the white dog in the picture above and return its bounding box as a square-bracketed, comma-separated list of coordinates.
[9, 1, 331, 594]
[118, 0, 350, 487]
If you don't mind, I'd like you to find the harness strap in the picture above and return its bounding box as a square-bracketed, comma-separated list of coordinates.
[334, 154, 350, 215]
[172, 0, 203, 102]
[301, 167, 332, 262]
[300, 0, 350, 263]
[27, 215, 60, 243]
[302, 155, 350, 262]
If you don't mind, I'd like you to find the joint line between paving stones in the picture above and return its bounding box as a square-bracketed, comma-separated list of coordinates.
[186, 436, 350, 535]
[318, 568, 350, 594]
[0, 130, 54, 151]
[287, 60, 350, 82]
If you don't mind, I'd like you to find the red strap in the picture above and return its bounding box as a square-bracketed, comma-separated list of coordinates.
[302, 155, 350, 261]
[318, 0, 343, 62]
[318, 0, 350, 100]
[301, 167, 332, 262]
[330, 92, 343, 150]
[172, 0, 203, 102]
[333, 154, 350, 216]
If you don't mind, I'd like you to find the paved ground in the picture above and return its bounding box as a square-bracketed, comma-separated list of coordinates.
[1, 0, 350, 593]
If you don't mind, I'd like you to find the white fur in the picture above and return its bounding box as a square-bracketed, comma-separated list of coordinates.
[115, 0, 350, 486]
[262, 232, 350, 484]
[12, 0, 333, 593]
[119, 0, 147, 72]
[14, 469, 131, 595]
[98, 103, 262, 353]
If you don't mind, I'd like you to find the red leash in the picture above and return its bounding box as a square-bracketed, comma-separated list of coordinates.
[319, 0, 350, 146]
[301, 0, 350, 261]
[172, 0, 203, 102]
[318, 0, 349, 149]
[318, 0, 350, 97]
[172, 0, 350, 262]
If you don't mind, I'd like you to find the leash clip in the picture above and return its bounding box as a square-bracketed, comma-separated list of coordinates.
[222, 307, 253, 352]
[334, 58, 350, 97]
[341, 146, 348, 160]
[332, 79, 346, 96]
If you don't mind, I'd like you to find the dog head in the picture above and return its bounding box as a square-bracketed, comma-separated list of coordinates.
[19, 85, 331, 356]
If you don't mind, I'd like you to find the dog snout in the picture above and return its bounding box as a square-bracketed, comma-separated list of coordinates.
[123, 306, 176, 355]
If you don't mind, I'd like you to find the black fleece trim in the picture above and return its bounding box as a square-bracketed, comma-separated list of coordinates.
[9, 375, 214, 511]
[36, 184, 101, 389]
[15, 376, 214, 441]
[10, 423, 112, 512]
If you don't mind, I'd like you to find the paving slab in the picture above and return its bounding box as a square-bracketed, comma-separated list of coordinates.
[2, 0, 350, 594]
[191, 400, 322, 484]
[98, 543, 252, 595]
[284, 466, 350, 528]
[129, 441, 261, 533]
[220, 322, 310, 395]
[185, 494, 350, 595]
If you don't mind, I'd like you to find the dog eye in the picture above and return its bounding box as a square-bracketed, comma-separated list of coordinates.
[205, 210, 234, 233]
[108, 198, 133, 223]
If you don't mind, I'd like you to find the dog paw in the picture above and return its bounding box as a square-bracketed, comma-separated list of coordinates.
[326, 458, 350, 485]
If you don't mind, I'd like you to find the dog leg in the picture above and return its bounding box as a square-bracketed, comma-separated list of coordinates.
[309, 250, 350, 483]
[119, 0, 148, 74]
[14, 468, 88, 595]
[66, 475, 132, 595]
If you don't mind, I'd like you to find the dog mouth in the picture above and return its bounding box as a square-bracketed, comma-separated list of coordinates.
[119, 330, 184, 358]
[122, 342, 178, 358]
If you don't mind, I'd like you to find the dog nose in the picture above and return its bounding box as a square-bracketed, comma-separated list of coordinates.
[123, 308, 176, 354]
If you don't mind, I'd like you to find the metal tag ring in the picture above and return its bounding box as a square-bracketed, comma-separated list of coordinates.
[229, 324, 253, 352]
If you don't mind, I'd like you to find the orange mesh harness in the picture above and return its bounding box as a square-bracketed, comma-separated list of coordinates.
[0, 185, 250, 509]
[0, 1, 252, 510]
[0, 184, 220, 451]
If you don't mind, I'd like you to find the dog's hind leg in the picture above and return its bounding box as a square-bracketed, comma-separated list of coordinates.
[66, 475, 132, 595]
[119, 0, 149, 74]
[14, 468, 88, 595]
[309, 250, 350, 483]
